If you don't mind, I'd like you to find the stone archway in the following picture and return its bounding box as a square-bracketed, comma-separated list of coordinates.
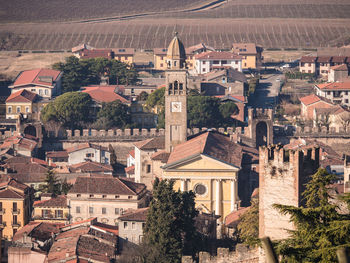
[256, 121, 268, 148]
[24, 125, 37, 137]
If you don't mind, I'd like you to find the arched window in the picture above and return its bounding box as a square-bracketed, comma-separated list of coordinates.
[174, 81, 178, 90]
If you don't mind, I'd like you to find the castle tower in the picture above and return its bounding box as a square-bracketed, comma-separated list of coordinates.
[165, 33, 188, 152]
[259, 144, 319, 240]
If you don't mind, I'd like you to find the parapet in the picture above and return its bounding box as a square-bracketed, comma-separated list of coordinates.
[65, 127, 236, 140]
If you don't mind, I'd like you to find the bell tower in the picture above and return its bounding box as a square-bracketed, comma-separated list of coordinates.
[165, 33, 188, 152]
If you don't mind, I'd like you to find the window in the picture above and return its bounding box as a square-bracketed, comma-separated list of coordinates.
[25, 107, 29, 113]
[86, 153, 94, 158]
[202, 61, 206, 65]
[31, 89, 35, 92]
[13, 202, 17, 212]
[115, 208, 119, 215]
[115, 195, 119, 199]
[132, 222, 136, 229]
[345, 99, 349, 104]
[142, 223, 145, 229]
[160, 63, 163, 67]
[76, 194, 81, 197]
[128, 196, 133, 199]
[89, 207, 93, 214]
[13, 229, 17, 236]
[345, 91, 348, 95]
[89, 194, 94, 198]
[102, 208, 106, 214]
[222, 60, 227, 64]
[42, 209, 50, 218]
[213, 60, 219, 64]
[8, 107, 12, 113]
[16, 106, 20, 113]
[327, 91, 331, 95]
[194, 184, 207, 195]
[39, 89, 43, 95]
[55, 210, 63, 218]
[124, 222, 128, 229]
[13, 215, 17, 224]
[146, 164, 151, 173]
[203, 68, 206, 72]
[44, 89, 48, 95]
[76, 207, 81, 213]
[102, 195, 107, 198]
[235, 61, 238, 64]
[120, 208, 124, 215]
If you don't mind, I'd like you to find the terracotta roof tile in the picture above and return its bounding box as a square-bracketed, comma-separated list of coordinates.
[0, 135, 38, 151]
[151, 150, 170, 163]
[79, 49, 114, 59]
[166, 131, 242, 168]
[232, 43, 257, 55]
[82, 85, 128, 103]
[13, 68, 61, 87]
[331, 64, 348, 71]
[6, 89, 37, 103]
[317, 82, 350, 91]
[34, 195, 67, 208]
[317, 56, 332, 63]
[0, 188, 25, 198]
[224, 207, 250, 228]
[66, 142, 108, 153]
[134, 136, 165, 150]
[332, 56, 347, 63]
[46, 151, 68, 158]
[299, 94, 322, 106]
[118, 207, 149, 222]
[124, 165, 135, 175]
[300, 56, 317, 63]
[69, 161, 113, 173]
[69, 176, 145, 195]
[127, 149, 135, 158]
[195, 51, 242, 60]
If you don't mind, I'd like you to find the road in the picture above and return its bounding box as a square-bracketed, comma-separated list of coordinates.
[248, 72, 283, 109]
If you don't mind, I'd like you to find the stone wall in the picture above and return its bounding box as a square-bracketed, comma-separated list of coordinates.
[182, 246, 259, 263]
[259, 145, 319, 241]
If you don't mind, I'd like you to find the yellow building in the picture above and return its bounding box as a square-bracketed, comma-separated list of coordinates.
[162, 131, 241, 224]
[113, 48, 135, 65]
[154, 43, 215, 70]
[33, 195, 69, 224]
[232, 43, 262, 69]
[0, 175, 32, 240]
[5, 89, 37, 119]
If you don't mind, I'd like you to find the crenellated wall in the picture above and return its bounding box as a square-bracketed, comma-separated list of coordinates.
[181, 246, 259, 263]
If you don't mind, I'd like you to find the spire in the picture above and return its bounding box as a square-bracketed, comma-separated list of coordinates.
[166, 32, 186, 69]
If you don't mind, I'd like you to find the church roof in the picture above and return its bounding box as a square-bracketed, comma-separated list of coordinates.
[166, 34, 186, 61]
[165, 131, 242, 168]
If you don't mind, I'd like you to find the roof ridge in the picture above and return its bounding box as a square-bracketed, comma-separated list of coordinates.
[201, 132, 211, 154]
[117, 178, 136, 195]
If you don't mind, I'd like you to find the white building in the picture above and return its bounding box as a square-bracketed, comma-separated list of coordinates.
[315, 82, 350, 107]
[194, 51, 242, 74]
[9, 69, 62, 99]
[66, 143, 110, 165]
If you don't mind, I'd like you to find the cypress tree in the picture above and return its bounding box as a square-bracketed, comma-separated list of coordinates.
[274, 168, 350, 262]
[143, 178, 198, 263]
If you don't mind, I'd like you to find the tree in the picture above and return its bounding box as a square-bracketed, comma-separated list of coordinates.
[96, 100, 131, 129]
[274, 168, 350, 262]
[145, 86, 165, 111]
[143, 178, 198, 262]
[41, 92, 93, 129]
[219, 101, 238, 119]
[61, 178, 72, 195]
[237, 197, 259, 247]
[40, 169, 61, 196]
[187, 96, 223, 128]
[52, 56, 138, 93]
[109, 144, 118, 171]
[137, 91, 149, 101]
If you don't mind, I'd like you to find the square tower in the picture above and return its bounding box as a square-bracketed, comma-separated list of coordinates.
[165, 70, 187, 152]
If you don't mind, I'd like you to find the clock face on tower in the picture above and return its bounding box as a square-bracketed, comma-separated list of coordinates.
[171, 101, 182, 112]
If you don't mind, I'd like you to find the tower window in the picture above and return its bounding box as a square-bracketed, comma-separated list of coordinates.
[174, 81, 178, 90]
[179, 83, 183, 90]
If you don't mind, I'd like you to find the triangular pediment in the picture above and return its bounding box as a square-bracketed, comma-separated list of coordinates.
[163, 154, 240, 171]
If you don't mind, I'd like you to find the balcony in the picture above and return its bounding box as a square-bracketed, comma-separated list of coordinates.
[0, 222, 6, 228]
[0, 208, 5, 215]
[11, 221, 20, 227]
[11, 209, 20, 215]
